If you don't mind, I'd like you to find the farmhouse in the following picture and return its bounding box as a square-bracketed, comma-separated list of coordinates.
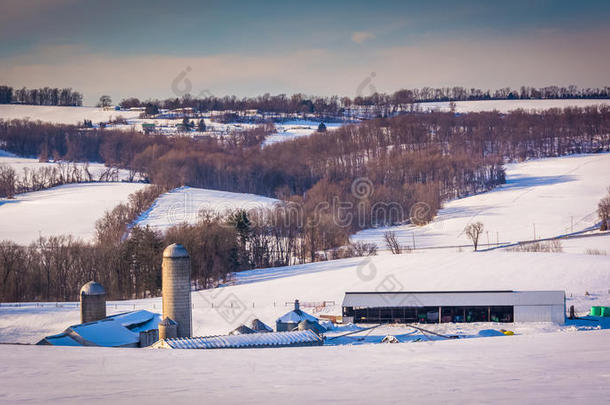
[342, 290, 566, 325]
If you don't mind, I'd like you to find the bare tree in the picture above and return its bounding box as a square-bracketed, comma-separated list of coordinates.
[0, 165, 16, 198]
[598, 186, 610, 231]
[465, 222, 484, 251]
[384, 231, 402, 254]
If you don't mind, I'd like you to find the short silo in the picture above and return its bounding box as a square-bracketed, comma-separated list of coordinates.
[80, 281, 106, 324]
[158, 317, 178, 340]
[162, 243, 192, 338]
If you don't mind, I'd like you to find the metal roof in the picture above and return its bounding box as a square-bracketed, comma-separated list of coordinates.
[153, 330, 324, 349]
[342, 290, 565, 308]
[37, 310, 160, 347]
[163, 243, 189, 258]
[276, 309, 318, 324]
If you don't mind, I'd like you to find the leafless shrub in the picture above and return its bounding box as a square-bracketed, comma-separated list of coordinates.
[584, 248, 607, 256]
[508, 239, 563, 253]
[384, 231, 402, 254]
[598, 186, 610, 231]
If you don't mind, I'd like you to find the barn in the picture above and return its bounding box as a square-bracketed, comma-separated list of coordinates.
[342, 290, 565, 325]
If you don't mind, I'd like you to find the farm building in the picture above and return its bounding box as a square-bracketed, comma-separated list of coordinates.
[276, 300, 321, 331]
[37, 310, 161, 347]
[152, 330, 324, 349]
[342, 290, 565, 325]
[250, 318, 273, 332]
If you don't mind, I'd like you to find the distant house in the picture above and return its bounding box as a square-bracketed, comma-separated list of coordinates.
[37, 310, 161, 348]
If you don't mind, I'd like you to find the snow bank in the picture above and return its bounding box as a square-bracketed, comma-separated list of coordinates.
[1, 329, 609, 403]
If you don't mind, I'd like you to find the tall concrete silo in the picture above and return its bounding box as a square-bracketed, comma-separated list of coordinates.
[162, 244, 192, 338]
[80, 281, 106, 324]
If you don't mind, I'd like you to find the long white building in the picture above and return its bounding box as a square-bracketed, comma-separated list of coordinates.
[342, 290, 566, 325]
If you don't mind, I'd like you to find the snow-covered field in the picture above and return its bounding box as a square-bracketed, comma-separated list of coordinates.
[2, 329, 609, 404]
[0, 183, 279, 244]
[133, 186, 279, 232]
[417, 98, 610, 113]
[353, 153, 610, 250]
[263, 120, 343, 145]
[0, 155, 609, 403]
[0, 104, 141, 125]
[0, 183, 147, 244]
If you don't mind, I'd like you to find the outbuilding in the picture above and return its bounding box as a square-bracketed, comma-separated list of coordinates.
[276, 300, 320, 331]
[342, 290, 565, 325]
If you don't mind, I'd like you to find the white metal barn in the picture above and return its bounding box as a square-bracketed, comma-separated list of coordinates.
[342, 290, 565, 325]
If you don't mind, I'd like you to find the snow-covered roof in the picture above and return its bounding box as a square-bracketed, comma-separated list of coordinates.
[80, 281, 106, 296]
[230, 325, 255, 335]
[153, 330, 324, 349]
[342, 291, 565, 308]
[250, 318, 273, 332]
[276, 309, 318, 324]
[38, 310, 160, 347]
[163, 243, 189, 258]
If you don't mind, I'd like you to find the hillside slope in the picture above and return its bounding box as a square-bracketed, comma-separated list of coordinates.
[353, 153, 610, 249]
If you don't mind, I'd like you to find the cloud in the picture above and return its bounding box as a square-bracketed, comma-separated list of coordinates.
[351, 31, 376, 44]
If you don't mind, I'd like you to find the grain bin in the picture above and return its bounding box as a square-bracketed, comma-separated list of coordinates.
[158, 317, 178, 340]
[162, 244, 192, 338]
[80, 281, 106, 324]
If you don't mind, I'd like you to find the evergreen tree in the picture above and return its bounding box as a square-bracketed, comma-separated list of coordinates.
[197, 119, 206, 132]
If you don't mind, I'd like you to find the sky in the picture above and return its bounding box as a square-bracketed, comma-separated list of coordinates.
[1, 0, 609, 105]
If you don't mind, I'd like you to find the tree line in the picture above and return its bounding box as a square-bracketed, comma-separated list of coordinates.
[0, 162, 123, 199]
[116, 85, 610, 117]
[0, 85, 83, 106]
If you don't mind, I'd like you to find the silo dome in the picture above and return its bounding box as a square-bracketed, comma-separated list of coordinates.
[80, 281, 106, 324]
[80, 281, 105, 296]
[163, 243, 189, 258]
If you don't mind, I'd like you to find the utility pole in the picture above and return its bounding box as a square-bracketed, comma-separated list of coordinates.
[571, 216, 574, 233]
[412, 233, 416, 250]
[533, 223, 536, 240]
[486, 231, 489, 246]
[497, 231, 499, 246]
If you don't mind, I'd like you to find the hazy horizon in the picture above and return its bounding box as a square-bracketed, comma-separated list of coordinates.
[2, 0, 610, 105]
